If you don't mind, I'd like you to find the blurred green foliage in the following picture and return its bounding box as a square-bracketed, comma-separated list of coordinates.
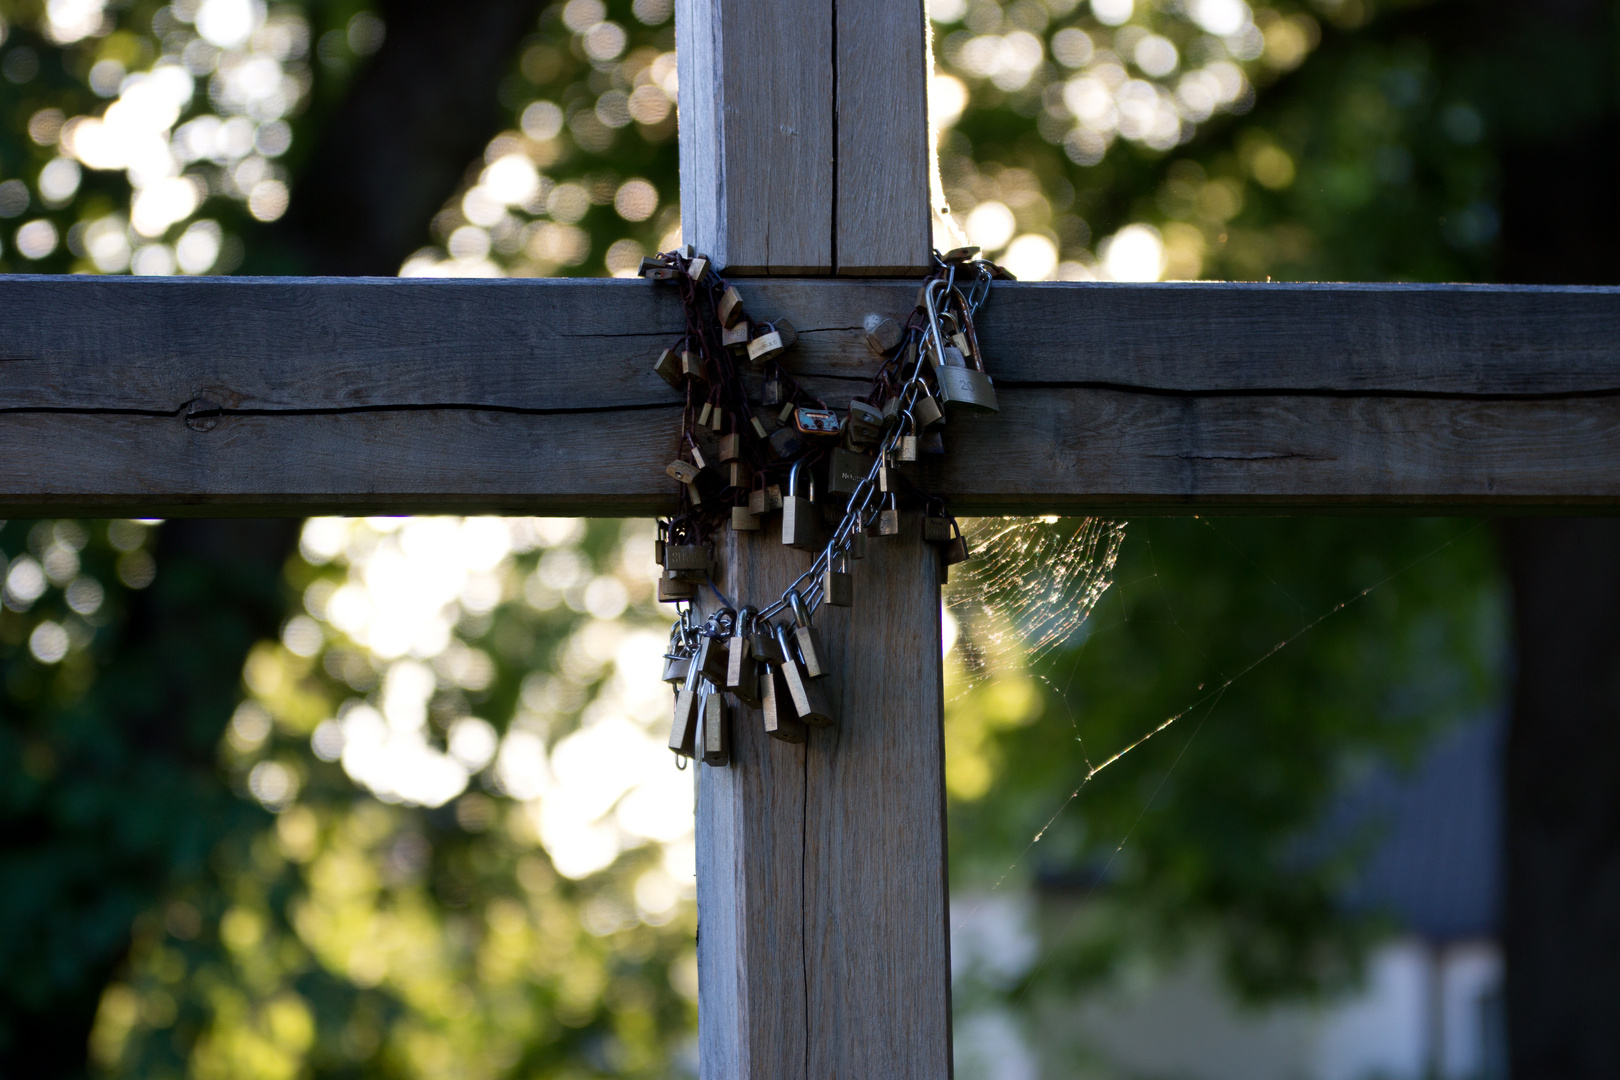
[945, 518, 1502, 1004]
[0, 0, 1530, 1075]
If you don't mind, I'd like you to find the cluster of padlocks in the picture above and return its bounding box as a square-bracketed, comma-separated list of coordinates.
[643, 245, 1004, 767]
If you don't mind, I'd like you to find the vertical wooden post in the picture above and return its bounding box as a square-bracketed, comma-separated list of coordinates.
[678, 1, 947, 1075]
[675, 0, 933, 277]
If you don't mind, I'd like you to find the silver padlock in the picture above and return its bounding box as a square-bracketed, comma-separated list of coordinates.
[934, 363, 999, 413]
[781, 462, 823, 550]
[789, 592, 830, 678]
[774, 623, 834, 727]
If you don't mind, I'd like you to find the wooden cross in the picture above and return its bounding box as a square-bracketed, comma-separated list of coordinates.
[3, 1, 1618, 1075]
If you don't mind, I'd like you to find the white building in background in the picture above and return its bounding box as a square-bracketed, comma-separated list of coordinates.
[954, 716, 1507, 1080]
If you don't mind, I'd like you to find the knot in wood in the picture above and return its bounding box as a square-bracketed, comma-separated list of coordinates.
[184, 391, 226, 432]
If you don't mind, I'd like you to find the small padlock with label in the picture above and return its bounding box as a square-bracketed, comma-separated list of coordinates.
[721, 319, 751, 355]
[747, 318, 799, 364]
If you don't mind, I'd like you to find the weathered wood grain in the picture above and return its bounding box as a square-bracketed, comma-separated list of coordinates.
[834, 0, 932, 275]
[5, 276, 1620, 514]
[676, 0, 833, 274]
[695, 521, 950, 1080]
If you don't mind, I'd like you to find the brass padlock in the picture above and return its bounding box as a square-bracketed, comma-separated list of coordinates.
[695, 631, 730, 685]
[718, 432, 742, 462]
[721, 319, 751, 354]
[941, 517, 970, 566]
[731, 503, 760, 531]
[727, 460, 751, 489]
[697, 401, 713, 427]
[821, 552, 852, 607]
[873, 492, 900, 536]
[780, 462, 823, 550]
[922, 504, 953, 543]
[750, 415, 769, 440]
[750, 617, 786, 665]
[911, 391, 944, 429]
[681, 349, 706, 385]
[658, 574, 697, 603]
[687, 255, 710, 283]
[727, 608, 763, 707]
[847, 399, 885, 445]
[761, 665, 807, 743]
[701, 686, 730, 766]
[762, 373, 782, 406]
[863, 313, 903, 356]
[666, 459, 701, 485]
[718, 286, 744, 328]
[664, 543, 710, 573]
[640, 256, 679, 281]
[653, 347, 682, 388]
[774, 623, 834, 726]
[789, 592, 830, 678]
[747, 318, 799, 364]
[828, 447, 873, 496]
[668, 661, 701, 755]
[748, 478, 771, 516]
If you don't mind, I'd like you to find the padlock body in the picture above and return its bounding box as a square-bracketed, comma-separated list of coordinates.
[923, 516, 953, 542]
[664, 544, 710, 572]
[822, 569, 853, 607]
[781, 496, 823, 550]
[828, 448, 873, 496]
[935, 366, 999, 413]
[669, 688, 698, 755]
[701, 690, 730, 766]
[781, 659, 835, 726]
[662, 654, 691, 684]
[761, 668, 807, 743]
[794, 624, 830, 679]
[658, 575, 697, 602]
[731, 505, 761, 531]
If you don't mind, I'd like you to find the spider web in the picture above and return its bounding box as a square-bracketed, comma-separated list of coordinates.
[943, 516, 1126, 697]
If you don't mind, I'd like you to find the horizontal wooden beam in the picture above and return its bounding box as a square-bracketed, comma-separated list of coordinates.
[2, 275, 1619, 516]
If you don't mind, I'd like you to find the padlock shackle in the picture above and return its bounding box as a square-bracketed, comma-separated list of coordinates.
[789, 590, 812, 627]
[788, 459, 809, 499]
